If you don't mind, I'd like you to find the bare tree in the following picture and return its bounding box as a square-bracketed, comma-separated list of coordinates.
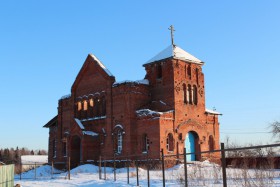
[269, 121, 280, 141]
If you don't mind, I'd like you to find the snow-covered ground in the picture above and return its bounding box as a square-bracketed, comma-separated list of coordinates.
[21, 155, 48, 164]
[14, 161, 280, 187]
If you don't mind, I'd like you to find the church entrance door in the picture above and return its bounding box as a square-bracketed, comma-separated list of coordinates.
[70, 135, 81, 168]
[185, 131, 199, 161]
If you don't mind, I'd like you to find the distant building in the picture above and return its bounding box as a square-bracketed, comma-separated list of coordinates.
[44, 42, 221, 167]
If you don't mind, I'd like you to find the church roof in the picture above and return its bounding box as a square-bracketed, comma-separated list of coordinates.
[43, 115, 58, 128]
[205, 108, 222, 115]
[89, 54, 113, 76]
[144, 45, 204, 65]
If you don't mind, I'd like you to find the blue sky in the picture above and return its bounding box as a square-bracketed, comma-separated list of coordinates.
[1, 1, 280, 150]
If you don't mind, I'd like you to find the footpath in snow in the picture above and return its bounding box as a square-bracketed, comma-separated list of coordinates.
[14, 161, 280, 187]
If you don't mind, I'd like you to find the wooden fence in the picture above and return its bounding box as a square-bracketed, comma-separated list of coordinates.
[0, 164, 14, 187]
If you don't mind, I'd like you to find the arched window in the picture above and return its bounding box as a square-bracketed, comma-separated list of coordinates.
[193, 85, 198, 105]
[209, 135, 215, 151]
[117, 130, 123, 154]
[83, 100, 88, 111]
[89, 98, 94, 107]
[183, 84, 187, 104]
[77, 102, 82, 111]
[188, 84, 192, 104]
[166, 133, 174, 152]
[143, 134, 150, 153]
[157, 64, 162, 79]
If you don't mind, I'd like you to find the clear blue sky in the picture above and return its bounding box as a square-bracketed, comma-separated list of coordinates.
[1, 1, 280, 150]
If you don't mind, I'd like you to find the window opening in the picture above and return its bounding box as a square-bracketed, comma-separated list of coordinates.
[167, 133, 174, 152]
[193, 85, 198, 105]
[143, 134, 150, 152]
[83, 100, 88, 111]
[77, 102, 82, 111]
[117, 130, 122, 154]
[157, 64, 162, 79]
[89, 99, 94, 107]
[183, 84, 187, 103]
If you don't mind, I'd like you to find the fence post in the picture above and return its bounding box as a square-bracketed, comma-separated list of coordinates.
[221, 143, 227, 187]
[161, 149, 165, 187]
[114, 154, 116, 181]
[127, 158, 129, 184]
[20, 160, 22, 180]
[104, 158, 106, 180]
[68, 157, 71, 180]
[99, 156, 102, 180]
[35, 162, 37, 179]
[184, 148, 188, 187]
[136, 160, 139, 186]
[51, 161, 54, 179]
[147, 155, 150, 187]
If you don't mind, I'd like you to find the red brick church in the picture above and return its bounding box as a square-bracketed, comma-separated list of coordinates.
[44, 35, 221, 167]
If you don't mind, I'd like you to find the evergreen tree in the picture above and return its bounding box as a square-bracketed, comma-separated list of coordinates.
[3, 148, 10, 162]
[38, 150, 41, 155]
[15, 146, 20, 163]
[30, 150, 34, 155]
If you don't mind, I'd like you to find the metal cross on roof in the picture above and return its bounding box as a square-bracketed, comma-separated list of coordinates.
[168, 25, 175, 46]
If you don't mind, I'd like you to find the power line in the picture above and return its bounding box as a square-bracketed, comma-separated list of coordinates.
[221, 131, 270, 134]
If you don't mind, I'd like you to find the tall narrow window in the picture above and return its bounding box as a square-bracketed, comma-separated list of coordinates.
[184, 65, 187, 78]
[89, 98, 94, 107]
[209, 135, 215, 151]
[157, 64, 162, 79]
[143, 134, 150, 153]
[83, 100, 88, 111]
[188, 84, 192, 104]
[77, 102, 82, 111]
[117, 130, 123, 154]
[167, 133, 174, 152]
[183, 84, 187, 104]
[193, 85, 198, 105]
[187, 65, 191, 78]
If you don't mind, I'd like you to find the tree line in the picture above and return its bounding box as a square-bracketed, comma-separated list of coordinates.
[0, 147, 47, 165]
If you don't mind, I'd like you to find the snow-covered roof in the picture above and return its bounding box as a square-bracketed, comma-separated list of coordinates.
[205, 108, 222, 115]
[144, 45, 203, 65]
[83, 131, 98, 137]
[113, 79, 149, 87]
[74, 118, 85, 130]
[89, 54, 113, 76]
